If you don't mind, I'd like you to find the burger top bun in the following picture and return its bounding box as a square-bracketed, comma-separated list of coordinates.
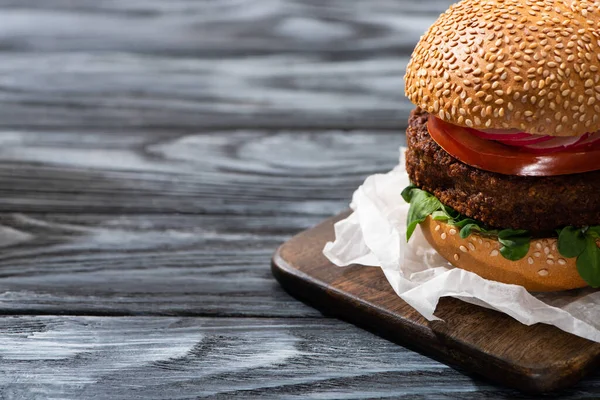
[404, 0, 600, 137]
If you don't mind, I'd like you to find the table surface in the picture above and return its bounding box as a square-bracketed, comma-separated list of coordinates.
[1, 1, 598, 399]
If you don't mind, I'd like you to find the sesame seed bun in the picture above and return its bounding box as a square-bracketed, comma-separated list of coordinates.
[404, 0, 600, 137]
[421, 217, 589, 292]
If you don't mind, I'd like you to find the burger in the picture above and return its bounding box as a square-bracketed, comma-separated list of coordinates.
[402, 0, 600, 291]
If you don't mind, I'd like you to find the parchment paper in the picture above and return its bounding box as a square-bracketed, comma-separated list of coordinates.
[323, 148, 600, 343]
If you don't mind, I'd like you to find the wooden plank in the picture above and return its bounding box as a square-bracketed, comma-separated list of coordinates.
[0, 213, 324, 317]
[0, 0, 449, 55]
[0, 315, 598, 399]
[0, 53, 415, 129]
[0, 0, 454, 129]
[0, 129, 401, 214]
[272, 213, 600, 393]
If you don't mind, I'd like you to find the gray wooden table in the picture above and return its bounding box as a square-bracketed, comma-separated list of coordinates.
[0, 1, 598, 398]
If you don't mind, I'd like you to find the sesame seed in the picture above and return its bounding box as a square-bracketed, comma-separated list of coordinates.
[402, 0, 600, 137]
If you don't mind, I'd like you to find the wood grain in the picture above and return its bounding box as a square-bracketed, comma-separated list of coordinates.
[0, 0, 597, 397]
[0, 0, 453, 129]
[0, 315, 597, 399]
[0, 129, 400, 214]
[273, 213, 600, 393]
[0, 0, 449, 55]
[0, 53, 415, 130]
[0, 213, 321, 317]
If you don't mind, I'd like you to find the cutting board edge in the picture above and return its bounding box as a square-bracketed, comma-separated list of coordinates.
[271, 213, 600, 393]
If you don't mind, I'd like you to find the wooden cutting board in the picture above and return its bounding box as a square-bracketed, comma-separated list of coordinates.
[271, 211, 600, 393]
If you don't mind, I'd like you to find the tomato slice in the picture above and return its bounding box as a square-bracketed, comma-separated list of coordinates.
[427, 117, 600, 176]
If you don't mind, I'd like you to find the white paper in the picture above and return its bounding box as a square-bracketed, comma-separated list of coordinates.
[323, 148, 600, 343]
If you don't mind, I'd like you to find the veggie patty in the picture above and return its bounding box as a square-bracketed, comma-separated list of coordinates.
[405, 108, 600, 234]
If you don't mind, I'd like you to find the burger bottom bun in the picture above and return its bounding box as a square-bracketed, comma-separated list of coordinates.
[421, 217, 589, 292]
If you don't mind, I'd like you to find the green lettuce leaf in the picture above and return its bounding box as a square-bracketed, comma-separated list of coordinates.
[576, 236, 600, 288]
[558, 226, 587, 258]
[401, 184, 600, 286]
[497, 229, 530, 261]
[405, 188, 443, 240]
